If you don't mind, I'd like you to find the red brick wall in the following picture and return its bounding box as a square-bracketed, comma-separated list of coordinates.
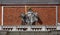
[3, 7, 56, 26]
[4, 7, 25, 25]
[0, 6, 1, 25]
[58, 6, 60, 23]
[32, 7, 56, 25]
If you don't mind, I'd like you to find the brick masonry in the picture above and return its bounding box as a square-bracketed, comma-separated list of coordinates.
[3, 7, 56, 26]
[58, 6, 60, 23]
[0, 5, 60, 26]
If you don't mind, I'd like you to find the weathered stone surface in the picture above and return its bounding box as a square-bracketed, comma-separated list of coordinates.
[0, 31, 7, 35]
[0, 0, 59, 4]
[0, 30, 60, 35]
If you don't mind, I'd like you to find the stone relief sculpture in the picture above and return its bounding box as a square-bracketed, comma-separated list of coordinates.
[20, 8, 42, 25]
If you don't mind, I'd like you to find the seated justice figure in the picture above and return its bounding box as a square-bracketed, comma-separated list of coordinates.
[20, 8, 42, 25]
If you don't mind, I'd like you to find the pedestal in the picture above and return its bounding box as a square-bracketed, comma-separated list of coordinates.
[27, 26, 31, 31]
[41, 26, 46, 31]
[0, 26, 2, 30]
